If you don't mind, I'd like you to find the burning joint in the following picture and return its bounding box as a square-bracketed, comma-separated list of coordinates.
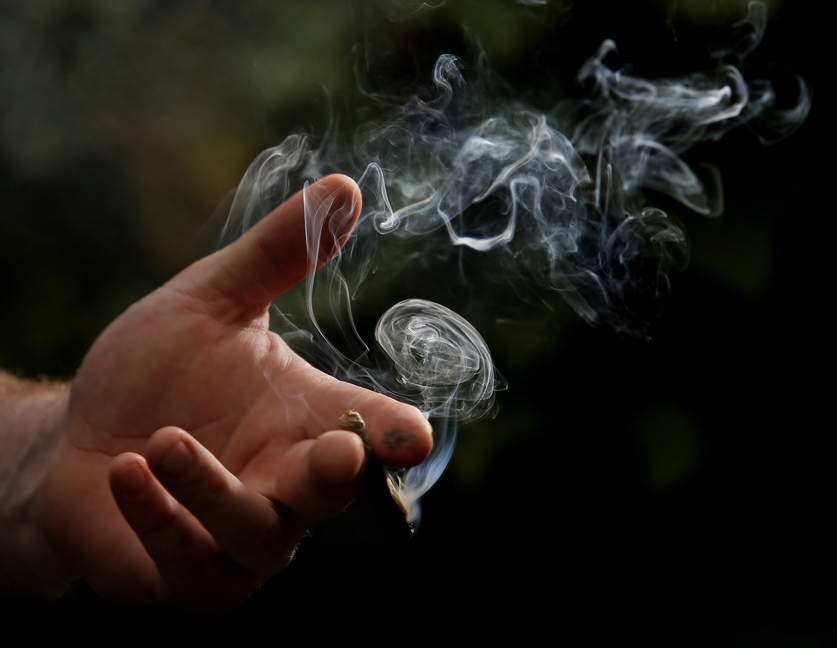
[339, 410, 414, 539]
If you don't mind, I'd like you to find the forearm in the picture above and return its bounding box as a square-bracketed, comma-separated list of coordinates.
[0, 371, 73, 600]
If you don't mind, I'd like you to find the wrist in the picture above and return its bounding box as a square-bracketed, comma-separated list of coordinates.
[0, 376, 75, 600]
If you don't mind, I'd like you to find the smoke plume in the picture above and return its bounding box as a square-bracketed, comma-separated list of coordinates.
[218, 1, 809, 523]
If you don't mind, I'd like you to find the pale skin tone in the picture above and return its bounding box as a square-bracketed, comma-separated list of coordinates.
[0, 174, 432, 609]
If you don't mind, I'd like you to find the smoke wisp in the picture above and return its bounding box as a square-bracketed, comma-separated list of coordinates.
[219, 1, 809, 524]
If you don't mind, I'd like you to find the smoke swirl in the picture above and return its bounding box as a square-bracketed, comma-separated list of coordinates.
[376, 298, 498, 424]
[220, 1, 809, 523]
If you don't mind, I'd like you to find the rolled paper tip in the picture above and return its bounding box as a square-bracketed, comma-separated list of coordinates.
[339, 410, 373, 455]
[340, 410, 415, 539]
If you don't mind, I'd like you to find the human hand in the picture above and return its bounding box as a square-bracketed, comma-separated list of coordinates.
[37, 175, 432, 609]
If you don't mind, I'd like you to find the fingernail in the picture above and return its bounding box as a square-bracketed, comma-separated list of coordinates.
[157, 438, 194, 477]
[119, 459, 148, 497]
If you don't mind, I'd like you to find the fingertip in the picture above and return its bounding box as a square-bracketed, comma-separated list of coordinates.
[368, 404, 434, 469]
[319, 173, 360, 200]
[309, 430, 366, 489]
[383, 419, 434, 466]
[146, 425, 189, 449]
[110, 452, 151, 499]
[145, 426, 196, 479]
[306, 173, 362, 244]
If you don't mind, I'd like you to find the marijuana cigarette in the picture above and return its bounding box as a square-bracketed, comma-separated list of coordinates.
[340, 410, 414, 539]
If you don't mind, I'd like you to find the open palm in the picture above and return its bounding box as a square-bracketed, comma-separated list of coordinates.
[38, 175, 432, 609]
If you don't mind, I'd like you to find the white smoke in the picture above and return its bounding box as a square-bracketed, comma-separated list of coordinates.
[219, 0, 809, 524]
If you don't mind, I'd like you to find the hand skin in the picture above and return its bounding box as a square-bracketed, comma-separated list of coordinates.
[0, 175, 432, 610]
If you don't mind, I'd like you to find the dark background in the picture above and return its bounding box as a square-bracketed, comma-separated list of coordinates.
[1, 0, 829, 644]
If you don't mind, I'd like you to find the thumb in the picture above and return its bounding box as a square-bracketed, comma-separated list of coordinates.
[177, 174, 361, 318]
